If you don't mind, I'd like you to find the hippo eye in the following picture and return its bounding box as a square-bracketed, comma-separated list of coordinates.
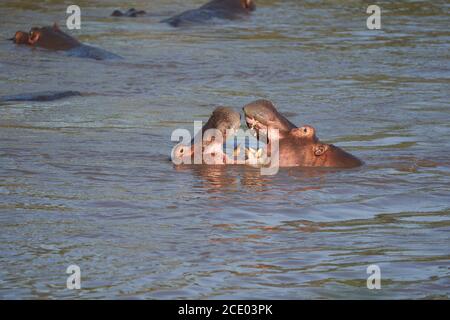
[303, 128, 307, 134]
[179, 148, 184, 154]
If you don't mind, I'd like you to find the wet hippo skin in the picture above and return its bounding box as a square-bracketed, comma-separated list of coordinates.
[0, 91, 82, 102]
[172, 106, 241, 165]
[243, 100, 363, 168]
[276, 125, 363, 168]
[111, 8, 146, 17]
[10, 23, 122, 60]
[28, 25, 80, 50]
[243, 99, 296, 140]
[161, 0, 256, 27]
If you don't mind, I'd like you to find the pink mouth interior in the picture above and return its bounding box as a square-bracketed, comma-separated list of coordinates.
[246, 116, 267, 131]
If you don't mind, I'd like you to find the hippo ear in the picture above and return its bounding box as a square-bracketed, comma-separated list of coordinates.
[313, 144, 329, 156]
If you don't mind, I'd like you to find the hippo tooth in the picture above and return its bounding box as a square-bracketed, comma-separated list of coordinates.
[244, 147, 255, 158]
[256, 148, 263, 158]
[233, 145, 241, 157]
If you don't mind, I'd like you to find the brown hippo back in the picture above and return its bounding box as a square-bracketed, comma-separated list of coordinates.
[202, 0, 255, 12]
[161, 0, 255, 27]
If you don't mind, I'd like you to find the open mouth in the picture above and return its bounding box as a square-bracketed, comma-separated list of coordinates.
[245, 115, 267, 133]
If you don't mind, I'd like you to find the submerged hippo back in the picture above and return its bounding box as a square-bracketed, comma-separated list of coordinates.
[66, 44, 123, 60]
[201, 0, 256, 12]
[162, 0, 255, 27]
[0, 90, 81, 102]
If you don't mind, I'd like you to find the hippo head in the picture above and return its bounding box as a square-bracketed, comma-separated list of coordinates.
[271, 126, 362, 168]
[111, 10, 125, 17]
[27, 24, 80, 50]
[10, 31, 30, 44]
[290, 125, 319, 143]
[206, 0, 256, 12]
[311, 143, 363, 168]
[243, 99, 296, 140]
[202, 106, 241, 137]
[172, 106, 241, 164]
[111, 8, 146, 17]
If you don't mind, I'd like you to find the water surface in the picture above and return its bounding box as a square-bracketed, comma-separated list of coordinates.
[0, 0, 449, 299]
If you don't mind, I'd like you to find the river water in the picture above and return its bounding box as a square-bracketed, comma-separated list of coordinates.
[0, 0, 449, 299]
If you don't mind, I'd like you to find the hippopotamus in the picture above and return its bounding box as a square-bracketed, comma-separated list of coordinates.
[111, 8, 146, 17]
[9, 24, 122, 60]
[172, 106, 241, 165]
[161, 0, 256, 27]
[243, 99, 296, 140]
[243, 100, 363, 168]
[0, 90, 81, 102]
